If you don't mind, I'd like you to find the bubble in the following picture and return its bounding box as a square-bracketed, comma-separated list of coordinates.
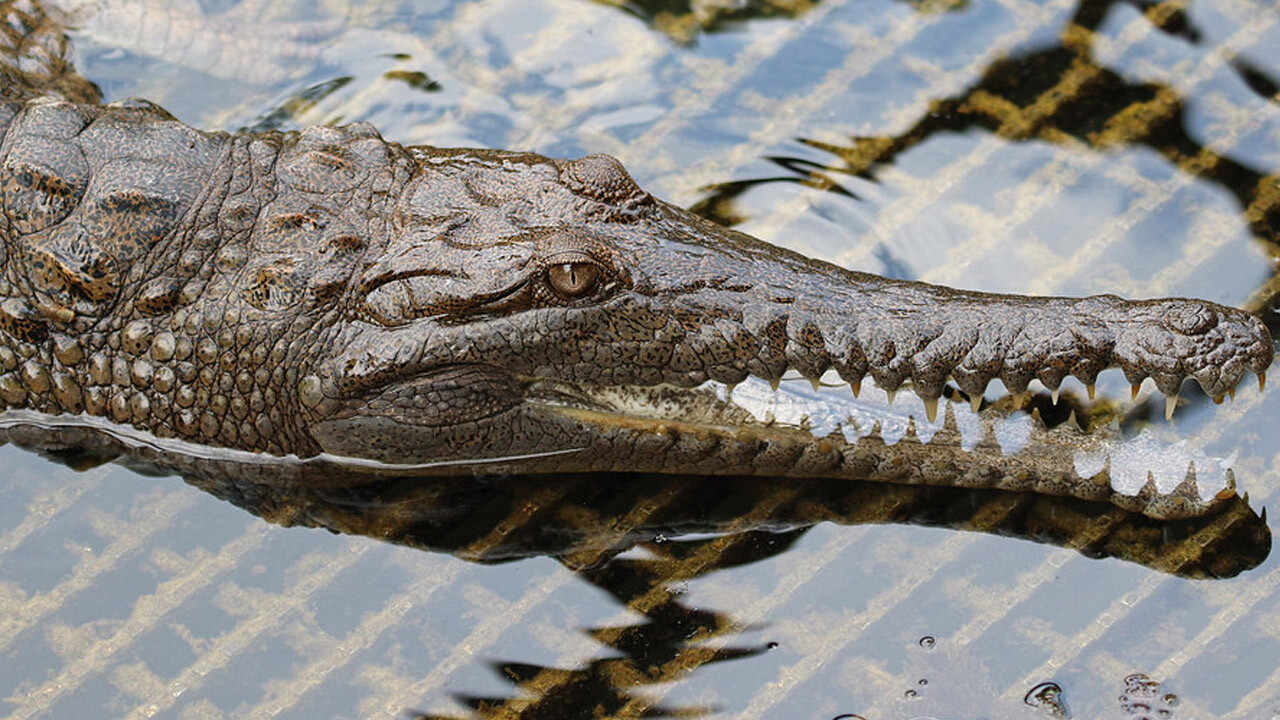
[1024, 681, 1070, 718]
[767, 642, 779, 650]
[918, 635, 937, 650]
[918, 678, 929, 686]
[1118, 673, 1177, 718]
[904, 689, 918, 699]
[831, 715, 867, 720]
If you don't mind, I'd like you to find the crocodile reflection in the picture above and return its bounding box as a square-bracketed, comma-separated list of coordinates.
[155, 466, 1261, 720]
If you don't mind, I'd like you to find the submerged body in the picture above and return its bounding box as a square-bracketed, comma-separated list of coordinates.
[0, 0, 1271, 518]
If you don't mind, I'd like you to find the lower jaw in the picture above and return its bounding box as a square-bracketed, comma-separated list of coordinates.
[524, 372, 1238, 518]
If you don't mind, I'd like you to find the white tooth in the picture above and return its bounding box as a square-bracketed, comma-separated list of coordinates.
[1165, 394, 1178, 421]
[1051, 387, 1060, 405]
[924, 398, 939, 423]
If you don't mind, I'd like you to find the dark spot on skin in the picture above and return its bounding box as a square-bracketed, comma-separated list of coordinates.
[0, 297, 47, 342]
[134, 276, 187, 316]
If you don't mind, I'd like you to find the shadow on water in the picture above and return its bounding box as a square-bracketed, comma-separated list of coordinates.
[590, 0, 826, 43]
[153, 467, 1263, 719]
[688, 0, 1280, 305]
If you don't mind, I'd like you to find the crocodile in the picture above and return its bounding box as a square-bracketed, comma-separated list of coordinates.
[0, 0, 1272, 520]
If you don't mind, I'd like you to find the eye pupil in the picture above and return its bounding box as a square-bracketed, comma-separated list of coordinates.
[548, 261, 600, 298]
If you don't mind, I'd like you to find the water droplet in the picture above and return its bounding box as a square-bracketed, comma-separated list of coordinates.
[918, 635, 936, 650]
[903, 689, 918, 699]
[918, 678, 928, 686]
[1025, 681, 1070, 718]
[831, 715, 867, 720]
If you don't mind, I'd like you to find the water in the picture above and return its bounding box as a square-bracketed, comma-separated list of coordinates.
[1, 0, 1279, 718]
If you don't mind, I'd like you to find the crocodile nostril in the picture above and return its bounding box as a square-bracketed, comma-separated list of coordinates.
[1162, 301, 1219, 335]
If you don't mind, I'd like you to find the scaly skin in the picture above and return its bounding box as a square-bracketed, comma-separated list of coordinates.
[0, 0, 1271, 518]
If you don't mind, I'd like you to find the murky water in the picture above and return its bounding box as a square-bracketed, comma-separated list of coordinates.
[2, 0, 1279, 717]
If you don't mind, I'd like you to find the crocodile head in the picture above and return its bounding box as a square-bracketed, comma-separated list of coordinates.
[294, 144, 1271, 518]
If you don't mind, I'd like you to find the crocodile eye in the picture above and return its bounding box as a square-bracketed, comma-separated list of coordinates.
[547, 261, 600, 299]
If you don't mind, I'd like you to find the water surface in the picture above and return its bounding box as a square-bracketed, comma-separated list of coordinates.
[2, 0, 1280, 718]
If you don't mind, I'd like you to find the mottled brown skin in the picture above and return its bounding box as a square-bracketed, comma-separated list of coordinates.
[0, 0, 1272, 519]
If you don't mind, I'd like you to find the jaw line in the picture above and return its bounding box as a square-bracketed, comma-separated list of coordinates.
[521, 371, 1239, 504]
[521, 372, 968, 447]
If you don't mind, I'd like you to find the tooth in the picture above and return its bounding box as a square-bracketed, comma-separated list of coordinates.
[1066, 410, 1080, 429]
[1165, 394, 1178, 421]
[850, 377, 862, 398]
[1260, 371, 1267, 393]
[725, 382, 738, 401]
[1229, 387, 1236, 402]
[1086, 383, 1096, 400]
[1050, 387, 1060, 405]
[924, 398, 939, 423]
[885, 389, 897, 405]
[1131, 382, 1141, 400]
[809, 377, 821, 392]
[1213, 393, 1224, 404]
[1172, 465, 1199, 504]
[969, 394, 982, 414]
[769, 377, 780, 392]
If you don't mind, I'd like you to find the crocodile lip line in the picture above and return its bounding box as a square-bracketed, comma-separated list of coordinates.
[524, 371, 1238, 507]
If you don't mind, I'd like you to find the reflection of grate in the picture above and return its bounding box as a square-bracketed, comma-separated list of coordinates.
[686, 0, 1280, 304]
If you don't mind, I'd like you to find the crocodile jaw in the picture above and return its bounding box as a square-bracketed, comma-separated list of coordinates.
[308, 363, 1238, 520]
